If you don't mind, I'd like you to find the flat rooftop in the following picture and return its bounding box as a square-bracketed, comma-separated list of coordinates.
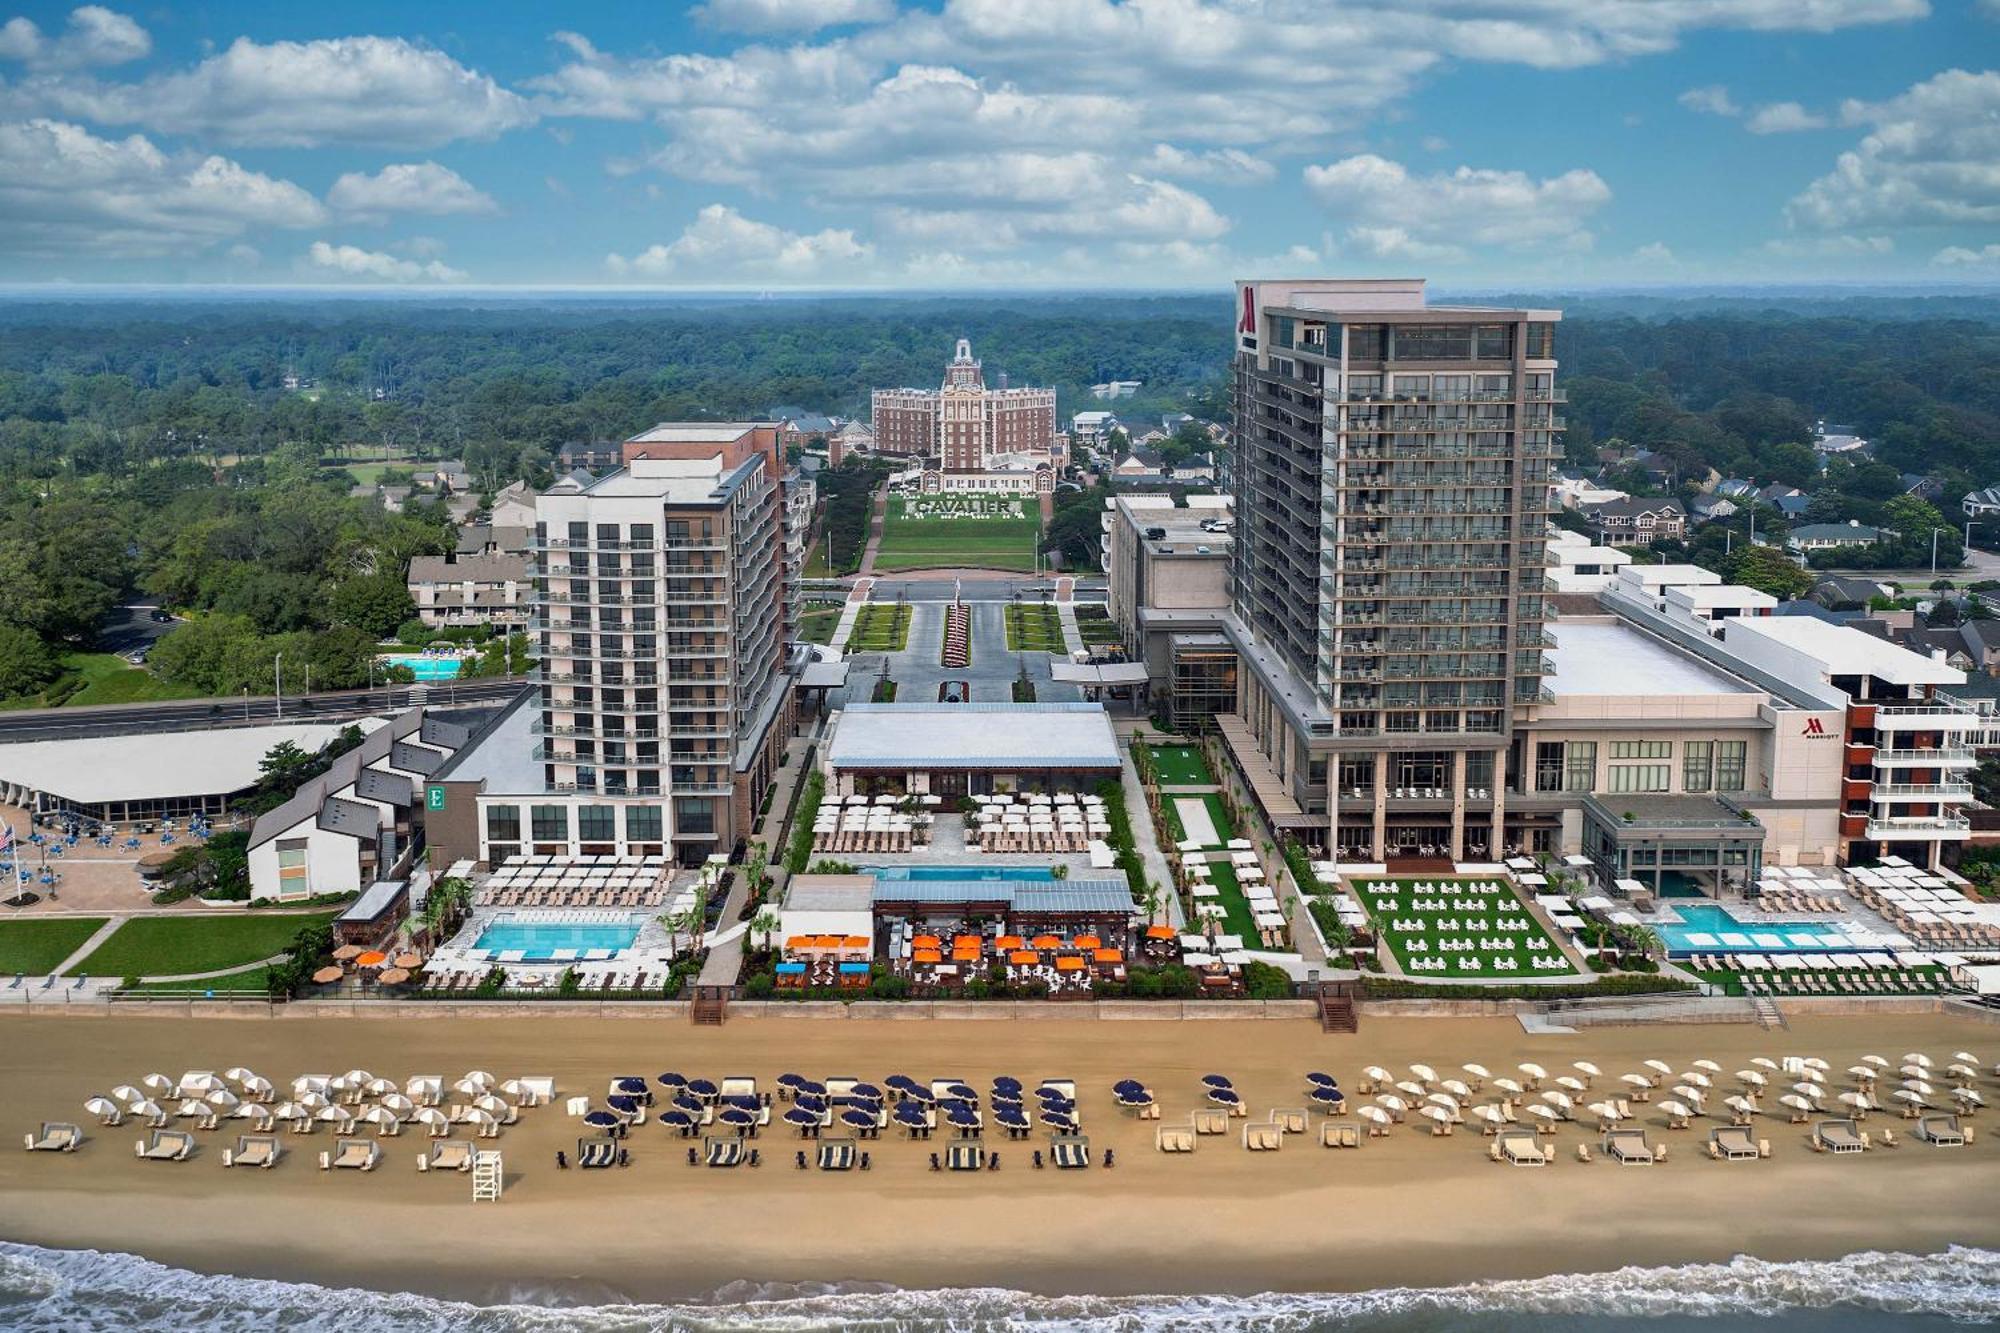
[828, 704, 1121, 770]
[1547, 622, 1754, 697]
[1726, 615, 1966, 687]
[627, 423, 765, 444]
[434, 694, 543, 794]
[0, 720, 383, 805]
[575, 456, 736, 502]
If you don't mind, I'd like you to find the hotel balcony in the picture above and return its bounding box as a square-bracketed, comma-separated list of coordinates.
[1871, 747, 1977, 769]
[1871, 781, 1973, 801]
[1862, 813, 1971, 840]
[1870, 699, 1982, 732]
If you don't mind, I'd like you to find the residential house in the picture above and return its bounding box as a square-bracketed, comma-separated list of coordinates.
[407, 550, 532, 631]
[1964, 487, 2000, 521]
[557, 441, 621, 473]
[1690, 494, 1739, 522]
[1814, 422, 1869, 454]
[1901, 474, 1944, 502]
[1584, 496, 1687, 544]
[1114, 448, 1217, 485]
[1756, 484, 1810, 518]
[1812, 576, 1893, 611]
[1957, 619, 2000, 676]
[1788, 520, 1893, 554]
[488, 479, 537, 530]
[1716, 478, 1758, 500]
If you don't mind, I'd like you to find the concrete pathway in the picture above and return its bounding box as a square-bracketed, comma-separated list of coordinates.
[1118, 746, 1183, 929]
[828, 583, 871, 652]
[140, 952, 286, 984]
[855, 491, 888, 576]
[50, 917, 124, 976]
[1056, 597, 1083, 655]
[697, 723, 823, 989]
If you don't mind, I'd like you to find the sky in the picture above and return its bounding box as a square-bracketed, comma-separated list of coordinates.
[0, 0, 1995, 289]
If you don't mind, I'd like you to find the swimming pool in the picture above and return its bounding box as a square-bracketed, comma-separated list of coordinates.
[865, 865, 1061, 882]
[473, 918, 642, 960]
[1656, 902, 1856, 955]
[379, 653, 464, 681]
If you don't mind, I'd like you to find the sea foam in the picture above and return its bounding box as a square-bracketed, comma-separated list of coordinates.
[2, 1240, 1997, 1331]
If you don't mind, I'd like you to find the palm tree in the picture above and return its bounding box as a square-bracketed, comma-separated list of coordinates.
[749, 908, 781, 953]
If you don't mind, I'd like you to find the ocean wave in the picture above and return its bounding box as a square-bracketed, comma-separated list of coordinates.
[2, 1241, 1998, 1331]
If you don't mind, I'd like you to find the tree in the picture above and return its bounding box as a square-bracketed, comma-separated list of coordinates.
[1927, 599, 1961, 628]
[749, 908, 781, 952]
[0, 625, 60, 699]
[257, 740, 317, 793]
[1723, 544, 1813, 600]
[328, 574, 417, 638]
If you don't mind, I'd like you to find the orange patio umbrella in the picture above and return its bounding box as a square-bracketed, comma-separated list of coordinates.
[1055, 956, 1086, 972]
[912, 935, 942, 949]
[1073, 935, 1102, 950]
[1008, 950, 1039, 965]
[952, 934, 981, 950]
[841, 936, 870, 949]
[355, 951, 389, 968]
[913, 948, 943, 964]
[785, 935, 813, 951]
[1093, 948, 1123, 964]
[1031, 935, 1062, 950]
[1145, 925, 1175, 939]
[996, 935, 1025, 950]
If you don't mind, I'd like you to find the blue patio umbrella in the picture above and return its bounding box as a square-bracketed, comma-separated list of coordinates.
[992, 1076, 1023, 1095]
[850, 1082, 883, 1100]
[885, 1074, 922, 1094]
[686, 1078, 718, 1099]
[1202, 1074, 1234, 1090]
[1113, 1079, 1147, 1098]
[795, 1095, 827, 1115]
[796, 1080, 827, 1098]
[783, 1107, 820, 1129]
[581, 1110, 619, 1128]
[1035, 1085, 1069, 1102]
[607, 1094, 639, 1114]
[893, 1101, 929, 1126]
[994, 1106, 1029, 1128]
[672, 1094, 703, 1115]
[726, 1094, 760, 1110]
[718, 1106, 754, 1127]
[615, 1077, 648, 1095]
[944, 1083, 977, 1101]
[660, 1109, 695, 1130]
[776, 1073, 807, 1092]
[1306, 1071, 1339, 1089]
[656, 1072, 687, 1090]
[841, 1107, 876, 1129]
[1038, 1109, 1076, 1129]
[1310, 1086, 1344, 1106]
[901, 1085, 935, 1105]
[945, 1103, 978, 1126]
[1207, 1086, 1241, 1107]
[990, 1093, 1023, 1110]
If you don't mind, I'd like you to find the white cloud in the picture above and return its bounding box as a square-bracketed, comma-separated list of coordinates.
[224, 242, 261, 266]
[0, 6, 148, 69]
[1634, 241, 1678, 263]
[1140, 143, 1276, 184]
[1760, 233, 1894, 257]
[1679, 84, 1741, 117]
[1934, 242, 2000, 266]
[22, 35, 534, 147]
[1304, 153, 1610, 258]
[1745, 100, 1827, 133]
[327, 162, 497, 217]
[305, 239, 466, 281]
[692, 0, 896, 33]
[1787, 69, 2000, 230]
[0, 118, 324, 257]
[605, 204, 873, 279]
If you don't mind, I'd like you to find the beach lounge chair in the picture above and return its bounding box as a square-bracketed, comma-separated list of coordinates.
[1273, 1108, 1309, 1136]
[703, 1136, 745, 1168]
[945, 1143, 985, 1171]
[1813, 1120, 1865, 1154]
[817, 1137, 858, 1171]
[223, 1134, 279, 1168]
[417, 1139, 473, 1173]
[1708, 1126, 1759, 1161]
[1190, 1107, 1229, 1136]
[1050, 1134, 1091, 1169]
[576, 1135, 618, 1169]
[1243, 1123, 1283, 1152]
[1915, 1114, 1967, 1147]
[135, 1129, 194, 1161]
[1603, 1129, 1656, 1165]
[1156, 1124, 1196, 1153]
[1319, 1122, 1360, 1149]
[23, 1122, 80, 1153]
[319, 1137, 380, 1171]
[1496, 1129, 1548, 1165]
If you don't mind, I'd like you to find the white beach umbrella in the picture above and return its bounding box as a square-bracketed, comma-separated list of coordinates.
[1586, 1101, 1620, 1122]
[110, 1084, 146, 1106]
[1555, 1075, 1587, 1094]
[474, 1093, 511, 1118]
[463, 1108, 500, 1137]
[412, 1107, 450, 1137]
[173, 1098, 208, 1119]
[1410, 1063, 1439, 1084]
[1902, 1080, 1934, 1098]
[1376, 1094, 1407, 1115]
[1659, 1100, 1692, 1121]
[1900, 1064, 1928, 1081]
[498, 1078, 532, 1102]
[1801, 1057, 1830, 1071]
[315, 1104, 354, 1127]
[359, 1106, 401, 1135]
[1692, 1059, 1723, 1075]
[338, 1068, 373, 1088]
[83, 1096, 123, 1125]
[1543, 1090, 1573, 1112]
[205, 1088, 240, 1111]
[1643, 1059, 1674, 1077]
[231, 1101, 270, 1120]
[1798, 1066, 1827, 1084]
[1357, 1106, 1390, 1127]
[1441, 1079, 1473, 1101]
[1671, 1085, 1704, 1106]
[129, 1099, 165, 1126]
[1952, 1088, 1985, 1107]
[1493, 1078, 1525, 1097]
[1837, 1091, 1872, 1112]
[1419, 1105, 1452, 1126]
[1953, 1051, 1979, 1065]
[1848, 1065, 1877, 1082]
[1425, 1092, 1458, 1112]
[241, 1076, 274, 1100]
[1523, 1104, 1559, 1123]
[223, 1067, 260, 1086]
[380, 1092, 415, 1118]
[1574, 1061, 1602, 1080]
[1737, 1070, 1768, 1088]
[139, 1073, 172, 1095]
[1471, 1105, 1504, 1126]
[178, 1071, 219, 1095]
[1463, 1063, 1493, 1081]
[1749, 1057, 1779, 1072]
[1519, 1062, 1547, 1082]
[1861, 1055, 1890, 1069]
[1947, 1063, 1979, 1083]
[1620, 1074, 1653, 1091]
[1363, 1065, 1392, 1084]
[298, 1091, 331, 1112]
[1894, 1090, 1929, 1108]
[462, 1069, 496, 1089]
[1683, 1071, 1712, 1089]
[1904, 1053, 1933, 1069]
[1724, 1095, 1758, 1116]
[1395, 1080, 1427, 1099]
[1792, 1083, 1824, 1102]
[1779, 1094, 1813, 1114]
[364, 1077, 398, 1098]
[292, 1074, 329, 1096]
[272, 1101, 307, 1123]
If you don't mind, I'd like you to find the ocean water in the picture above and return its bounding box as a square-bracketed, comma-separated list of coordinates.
[2, 1242, 1998, 1332]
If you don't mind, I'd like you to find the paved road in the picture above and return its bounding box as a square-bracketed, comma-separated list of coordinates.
[865, 577, 1104, 602]
[829, 600, 1085, 708]
[0, 679, 531, 741]
[94, 603, 182, 660]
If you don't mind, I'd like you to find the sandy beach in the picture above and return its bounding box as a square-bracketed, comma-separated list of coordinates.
[4, 1011, 1998, 1304]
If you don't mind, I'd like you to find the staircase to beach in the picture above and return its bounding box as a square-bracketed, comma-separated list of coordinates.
[1317, 982, 1359, 1034]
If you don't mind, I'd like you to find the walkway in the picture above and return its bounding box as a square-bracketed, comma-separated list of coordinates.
[854, 491, 888, 576]
[50, 918, 123, 976]
[1118, 742, 1183, 929]
[696, 720, 823, 989]
[139, 952, 286, 985]
[827, 580, 872, 652]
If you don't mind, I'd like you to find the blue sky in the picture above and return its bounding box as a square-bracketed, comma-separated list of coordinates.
[0, 0, 1994, 287]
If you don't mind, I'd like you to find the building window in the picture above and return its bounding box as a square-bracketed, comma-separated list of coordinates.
[1611, 740, 1672, 760]
[577, 806, 616, 842]
[1715, 741, 1747, 791]
[1564, 741, 1597, 793]
[530, 804, 569, 842]
[1683, 742, 1713, 792]
[1609, 764, 1670, 793]
[626, 805, 663, 841]
[1535, 742, 1565, 793]
[277, 839, 308, 893]
[485, 805, 520, 842]
[675, 797, 715, 836]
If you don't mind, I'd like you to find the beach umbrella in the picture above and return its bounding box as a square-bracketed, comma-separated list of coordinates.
[1953, 1089, 1985, 1107]
[1683, 1071, 1712, 1089]
[1555, 1075, 1586, 1094]
[776, 1073, 806, 1094]
[1837, 1091, 1871, 1112]
[1848, 1065, 1877, 1082]
[1901, 1081, 1934, 1098]
[994, 1106, 1028, 1129]
[1039, 1108, 1077, 1130]
[607, 1095, 640, 1116]
[1376, 1094, 1407, 1115]
[1518, 1063, 1546, 1082]
[1643, 1059, 1673, 1077]
[1750, 1057, 1779, 1072]
[1671, 1085, 1703, 1105]
[1207, 1087, 1241, 1107]
[380, 1093, 414, 1118]
[1900, 1064, 1928, 1081]
[893, 1102, 928, 1127]
[1904, 1053, 1933, 1069]
[1792, 1084, 1824, 1102]
[1471, 1105, 1503, 1126]
[1410, 1063, 1439, 1084]
[315, 1105, 354, 1127]
[1523, 1104, 1558, 1123]
[1463, 1063, 1492, 1082]
[477, 1094, 513, 1119]
[1202, 1073, 1235, 1089]
[1798, 1067, 1826, 1084]
[1724, 1095, 1757, 1117]
[1395, 1080, 1427, 1099]
[851, 1083, 884, 1101]
[658, 1109, 695, 1132]
[1586, 1101, 1620, 1122]
[127, 1098, 165, 1125]
[298, 1091, 331, 1112]
[1736, 1070, 1767, 1088]
[1692, 1059, 1723, 1074]
[462, 1069, 496, 1089]
[1441, 1079, 1472, 1100]
[718, 1106, 755, 1129]
[1779, 1094, 1813, 1115]
[83, 1096, 122, 1125]
[205, 1088, 240, 1111]
[233, 1102, 272, 1124]
[412, 1108, 449, 1136]
[1309, 1087, 1344, 1106]
[140, 1073, 172, 1096]
[1419, 1105, 1452, 1126]
[942, 1103, 977, 1126]
[1573, 1061, 1602, 1081]
[1491, 1078, 1524, 1099]
[686, 1078, 718, 1099]
[1306, 1072, 1339, 1089]
[463, 1108, 498, 1135]
[1659, 1100, 1691, 1122]
[942, 1083, 977, 1102]
[1862, 1055, 1890, 1069]
[783, 1107, 820, 1130]
[885, 1074, 922, 1095]
[1113, 1079, 1147, 1098]
[363, 1077, 398, 1099]
[614, 1077, 648, 1097]
[1947, 1063, 1979, 1082]
[656, 1072, 688, 1091]
[1894, 1090, 1929, 1108]
[1620, 1074, 1652, 1092]
[340, 1068, 374, 1089]
[359, 1106, 400, 1135]
[1356, 1106, 1390, 1127]
[1953, 1051, 1979, 1065]
[272, 1101, 308, 1126]
[1363, 1065, 1391, 1084]
[223, 1067, 260, 1086]
[1542, 1091, 1573, 1113]
[837, 1107, 875, 1130]
[991, 1076, 1023, 1095]
[111, 1084, 146, 1106]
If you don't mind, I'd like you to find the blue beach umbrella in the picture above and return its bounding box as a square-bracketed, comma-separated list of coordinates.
[893, 1101, 929, 1126]
[656, 1072, 687, 1090]
[796, 1080, 827, 1098]
[776, 1073, 806, 1092]
[718, 1106, 754, 1127]
[660, 1109, 695, 1131]
[1306, 1072, 1339, 1089]
[850, 1082, 883, 1100]
[581, 1110, 619, 1129]
[1201, 1074, 1234, 1090]
[686, 1078, 718, 1099]
[885, 1075, 922, 1095]
[994, 1106, 1028, 1128]
[783, 1107, 820, 1129]
[1310, 1086, 1344, 1106]
[1112, 1079, 1146, 1098]
[614, 1077, 648, 1096]
[991, 1076, 1022, 1095]
[1207, 1087, 1241, 1107]
[607, 1094, 639, 1114]
[841, 1107, 877, 1130]
[944, 1084, 977, 1102]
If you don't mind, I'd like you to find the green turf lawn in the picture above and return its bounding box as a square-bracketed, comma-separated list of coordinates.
[848, 603, 911, 652]
[1072, 605, 1123, 646]
[1202, 862, 1259, 940]
[0, 917, 109, 974]
[1151, 744, 1214, 786]
[1004, 603, 1067, 653]
[873, 498, 1039, 573]
[0, 652, 206, 710]
[1352, 878, 1572, 979]
[1687, 964, 1945, 998]
[66, 911, 336, 979]
[797, 604, 844, 645]
[125, 968, 274, 994]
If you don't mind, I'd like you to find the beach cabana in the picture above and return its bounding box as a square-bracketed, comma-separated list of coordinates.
[135, 1129, 195, 1161]
[1050, 1134, 1091, 1168]
[1602, 1129, 1658, 1165]
[1812, 1120, 1865, 1154]
[417, 1139, 474, 1173]
[1707, 1126, 1761, 1161]
[222, 1134, 280, 1168]
[23, 1122, 81, 1153]
[318, 1137, 380, 1171]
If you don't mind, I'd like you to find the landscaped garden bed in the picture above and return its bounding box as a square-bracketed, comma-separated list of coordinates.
[847, 602, 911, 652]
[1350, 878, 1572, 979]
[1004, 602, 1066, 653]
[1072, 604, 1123, 646]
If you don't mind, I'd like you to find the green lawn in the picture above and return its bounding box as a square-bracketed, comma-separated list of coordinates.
[1164, 792, 1236, 848]
[1202, 862, 1259, 941]
[1151, 744, 1214, 786]
[848, 603, 912, 652]
[1687, 964, 1946, 998]
[797, 603, 844, 645]
[125, 968, 274, 994]
[1352, 878, 1572, 979]
[873, 498, 1040, 573]
[0, 652, 206, 711]
[341, 460, 416, 486]
[67, 911, 336, 980]
[1072, 605, 1123, 646]
[0, 917, 109, 975]
[1004, 603, 1067, 653]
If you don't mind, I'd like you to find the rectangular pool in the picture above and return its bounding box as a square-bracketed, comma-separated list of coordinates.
[473, 918, 642, 960]
[865, 865, 1060, 882]
[379, 653, 464, 681]
[1657, 902, 1854, 955]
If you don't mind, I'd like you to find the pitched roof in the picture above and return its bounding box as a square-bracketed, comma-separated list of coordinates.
[1588, 496, 1685, 519]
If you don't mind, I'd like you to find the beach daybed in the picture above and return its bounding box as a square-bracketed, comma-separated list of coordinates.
[1156, 1124, 1196, 1153]
[222, 1134, 280, 1169]
[1243, 1123, 1283, 1152]
[1272, 1108, 1309, 1136]
[1708, 1126, 1760, 1161]
[1602, 1129, 1656, 1166]
[319, 1137, 380, 1171]
[1190, 1107, 1229, 1136]
[945, 1143, 986, 1171]
[1319, 1122, 1360, 1149]
[1915, 1114, 1968, 1147]
[417, 1139, 473, 1173]
[23, 1122, 80, 1153]
[817, 1137, 858, 1171]
[1813, 1120, 1865, 1154]
[703, 1136, 746, 1168]
[1494, 1130, 1549, 1166]
[1050, 1134, 1091, 1169]
[577, 1135, 618, 1169]
[135, 1129, 194, 1161]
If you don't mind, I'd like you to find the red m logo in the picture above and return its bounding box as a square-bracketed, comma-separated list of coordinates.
[1803, 717, 1827, 735]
